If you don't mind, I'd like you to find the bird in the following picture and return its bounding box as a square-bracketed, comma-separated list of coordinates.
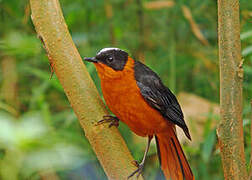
[84, 48, 194, 180]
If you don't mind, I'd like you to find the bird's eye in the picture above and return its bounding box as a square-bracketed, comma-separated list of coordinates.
[107, 57, 114, 63]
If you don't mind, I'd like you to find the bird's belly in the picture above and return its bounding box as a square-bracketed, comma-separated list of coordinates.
[102, 81, 168, 137]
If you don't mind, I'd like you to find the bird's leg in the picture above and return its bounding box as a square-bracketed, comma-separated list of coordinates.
[96, 115, 119, 128]
[128, 136, 153, 179]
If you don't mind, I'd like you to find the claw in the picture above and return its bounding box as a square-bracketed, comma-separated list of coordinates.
[95, 115, 119, 128]
[128, 136, 153, 179]
[127, 163, 144, 179]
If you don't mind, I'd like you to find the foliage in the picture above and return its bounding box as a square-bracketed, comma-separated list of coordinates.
[0, 0, 252, 179]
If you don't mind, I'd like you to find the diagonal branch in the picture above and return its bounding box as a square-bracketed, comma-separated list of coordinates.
[29, 0, 141, 179]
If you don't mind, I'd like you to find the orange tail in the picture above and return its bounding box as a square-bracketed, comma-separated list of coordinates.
[156, 127, 194, 180]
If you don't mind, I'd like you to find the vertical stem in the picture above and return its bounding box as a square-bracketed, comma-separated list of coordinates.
[1, 57, 19, 115]
[104, 0, 116, 45]
[167, 4, 178, 93]
[136, 0, 145, 63]
[169, 37, 176, 93]
[216, 0, 248, 179]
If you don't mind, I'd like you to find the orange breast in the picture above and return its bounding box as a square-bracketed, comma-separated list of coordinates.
[95, 58, 170, 137]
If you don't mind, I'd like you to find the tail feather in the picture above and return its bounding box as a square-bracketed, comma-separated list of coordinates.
[156, 127, 194, 180]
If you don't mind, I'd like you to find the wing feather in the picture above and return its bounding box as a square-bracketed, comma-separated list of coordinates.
[134, 61, 191, 139]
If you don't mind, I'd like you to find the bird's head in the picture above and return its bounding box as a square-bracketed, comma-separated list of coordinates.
[84, 48, 133, 79]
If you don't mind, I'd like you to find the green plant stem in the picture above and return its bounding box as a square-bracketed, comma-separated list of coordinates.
[169, 37, 176, 93]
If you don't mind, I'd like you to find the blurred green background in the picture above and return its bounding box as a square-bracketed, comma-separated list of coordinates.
[0, 0, 252, 179]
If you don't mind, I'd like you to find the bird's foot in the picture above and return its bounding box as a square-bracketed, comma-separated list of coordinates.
[128, 161, 144, 179]
[95, 115, 119, 128]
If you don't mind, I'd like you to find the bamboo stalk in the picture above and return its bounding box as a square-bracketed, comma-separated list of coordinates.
[29, 0, 141, 179]
[216, 0, 248, 179]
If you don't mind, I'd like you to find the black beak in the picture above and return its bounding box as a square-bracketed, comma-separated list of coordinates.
[84, 57, 98, 63]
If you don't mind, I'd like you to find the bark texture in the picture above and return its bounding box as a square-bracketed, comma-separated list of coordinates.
[216, 0, 248, 179]
[29, 0, 141, 179]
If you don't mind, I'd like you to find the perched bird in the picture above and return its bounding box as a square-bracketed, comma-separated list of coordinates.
[84, 48, 193, 180]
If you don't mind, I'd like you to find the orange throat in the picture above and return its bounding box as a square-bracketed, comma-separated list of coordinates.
[94, 57, 135, 80]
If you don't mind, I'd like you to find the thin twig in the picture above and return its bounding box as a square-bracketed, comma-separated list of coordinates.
[182, 5, 209, 46]
[144, 1, 174, 10]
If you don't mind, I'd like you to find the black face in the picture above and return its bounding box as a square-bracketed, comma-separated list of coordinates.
[84, 48, 128, 71]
